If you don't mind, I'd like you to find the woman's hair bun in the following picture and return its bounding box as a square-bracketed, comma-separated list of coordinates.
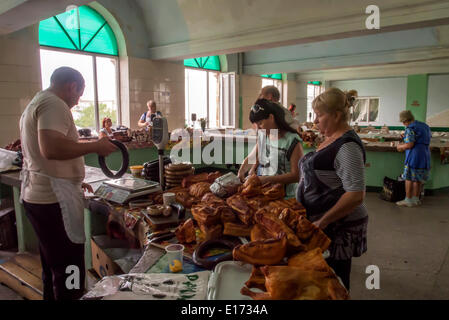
[345, 90, 358, 108]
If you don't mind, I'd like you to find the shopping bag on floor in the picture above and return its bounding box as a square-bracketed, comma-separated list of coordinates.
[379, 176, 405, 202]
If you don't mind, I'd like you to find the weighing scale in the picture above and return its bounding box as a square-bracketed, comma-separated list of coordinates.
[94, 177, 161, 204]
[94, 117, 169, 204]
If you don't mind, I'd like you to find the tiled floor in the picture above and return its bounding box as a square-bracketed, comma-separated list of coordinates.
[1, 192, 448, 300]
[350, 192, 449, 299]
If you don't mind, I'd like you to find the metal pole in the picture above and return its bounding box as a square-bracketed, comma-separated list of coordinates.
[158, 149, 164, 190]
[93, 56, 100, 133]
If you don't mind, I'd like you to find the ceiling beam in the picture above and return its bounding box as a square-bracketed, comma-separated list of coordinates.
[0, 0, 91, 35]
[148, 1, 449, 60]
[295, 58, 449, 81]
[243, 46, 449, 75]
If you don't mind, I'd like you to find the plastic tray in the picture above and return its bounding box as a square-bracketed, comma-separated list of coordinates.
[207, 261, 255, 300]
[207, 250, 337, 300]
[207, 261, 270, 300]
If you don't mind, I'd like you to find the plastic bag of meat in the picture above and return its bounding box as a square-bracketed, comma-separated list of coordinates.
[210, 172, 242, 198]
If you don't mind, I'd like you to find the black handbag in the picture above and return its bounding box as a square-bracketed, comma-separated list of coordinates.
[379, 176, 405, 202]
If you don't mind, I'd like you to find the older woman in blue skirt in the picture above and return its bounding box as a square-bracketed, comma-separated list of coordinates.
[396, 110, 431, 207]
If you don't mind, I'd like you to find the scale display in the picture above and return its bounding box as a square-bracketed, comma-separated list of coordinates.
[95, 177, 161, 204]
[104, 178, 159, 191]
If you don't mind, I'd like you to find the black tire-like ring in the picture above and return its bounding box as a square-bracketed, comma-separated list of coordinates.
[98, 140, 129, 179]
[192, 238, 238, 270]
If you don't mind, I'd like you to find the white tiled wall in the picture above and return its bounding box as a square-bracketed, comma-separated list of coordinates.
[239, 76, 299, 129]
[286, 80, 296, 109]
[295, 80, 308, 123]
[127, 57, 185, 131]
[240, 75, 262, 129]
[0, 26, 42, 147]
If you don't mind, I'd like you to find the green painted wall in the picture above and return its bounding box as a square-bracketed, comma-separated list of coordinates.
[84, 147, 160, 172]
[406, 74, 428, 122]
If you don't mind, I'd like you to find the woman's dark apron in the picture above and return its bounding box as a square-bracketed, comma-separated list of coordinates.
[297, 130, 368, 260]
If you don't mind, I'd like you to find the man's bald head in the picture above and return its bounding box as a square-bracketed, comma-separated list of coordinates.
[49, 66, 85, 108]
[260, 86, 280, 103]
[50, 66, 85, 92]
[147, 100, 157, 113]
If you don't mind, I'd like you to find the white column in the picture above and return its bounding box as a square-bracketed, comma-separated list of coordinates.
[295, 80, 308, 123]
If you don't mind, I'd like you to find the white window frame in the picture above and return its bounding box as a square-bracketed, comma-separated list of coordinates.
[39, 46, 121, 132]
[185, 67, 235, 129]
[351, 96, 380, 125]
[306, 83, 323, 122]
[220, 72, 236, 128]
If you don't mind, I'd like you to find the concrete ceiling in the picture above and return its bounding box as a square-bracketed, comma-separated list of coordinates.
[243, 25, 449, 75]
[137, 0, 449, 60]
[0, 0, 92, 34]
[2, 0, 449, 79]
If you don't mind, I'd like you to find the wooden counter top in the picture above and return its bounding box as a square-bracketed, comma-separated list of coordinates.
[362, 141, 449, 153]
[0, 170, 20, 188]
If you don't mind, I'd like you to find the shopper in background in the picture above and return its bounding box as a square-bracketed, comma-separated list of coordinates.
[288, 103, 297, 118]
[137, 100, 162, 128]
[297, 87, 368, 290]
[99, 117, 114, 138]
[259, 86, 300, 130]
[19, 66, 116, 300]
[396, 110, 431, 207]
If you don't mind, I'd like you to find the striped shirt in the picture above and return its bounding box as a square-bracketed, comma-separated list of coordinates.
[299, 141, 367, 221]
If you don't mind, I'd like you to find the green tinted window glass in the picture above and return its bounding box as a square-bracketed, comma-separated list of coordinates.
[39, 17, 77, 50]
[84, 23, 118, 55]
[39, 5, 118, 56]
[261, 74, 282, 80]
[184, 56, 220, 71]
[184, 58, 201, 68]
[79, 6, 105, 50]
[56, 9, 81, 49]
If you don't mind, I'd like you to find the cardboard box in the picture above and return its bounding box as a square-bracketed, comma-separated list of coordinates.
[0, 206, 17, 250]
[91, 235, 128, 278]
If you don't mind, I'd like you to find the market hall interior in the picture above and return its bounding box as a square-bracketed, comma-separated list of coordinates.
[1, 0, 449, 301]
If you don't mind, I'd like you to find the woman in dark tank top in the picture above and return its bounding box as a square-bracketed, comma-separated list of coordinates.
[297, 88, 368, 291]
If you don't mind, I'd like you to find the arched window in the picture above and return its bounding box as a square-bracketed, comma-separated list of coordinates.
[184, 56, 235, 128]
[184, 56, 221, 71]
[39, 5, 120, 133]
[261, 74, 282, 80]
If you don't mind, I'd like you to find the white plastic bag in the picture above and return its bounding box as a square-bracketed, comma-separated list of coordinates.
[82, 271, 211, 300]
[0, 148, 17, 170]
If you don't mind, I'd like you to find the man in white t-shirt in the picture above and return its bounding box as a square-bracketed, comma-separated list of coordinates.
[19, 66, 116, 300]
[137, 100, 162, 128]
